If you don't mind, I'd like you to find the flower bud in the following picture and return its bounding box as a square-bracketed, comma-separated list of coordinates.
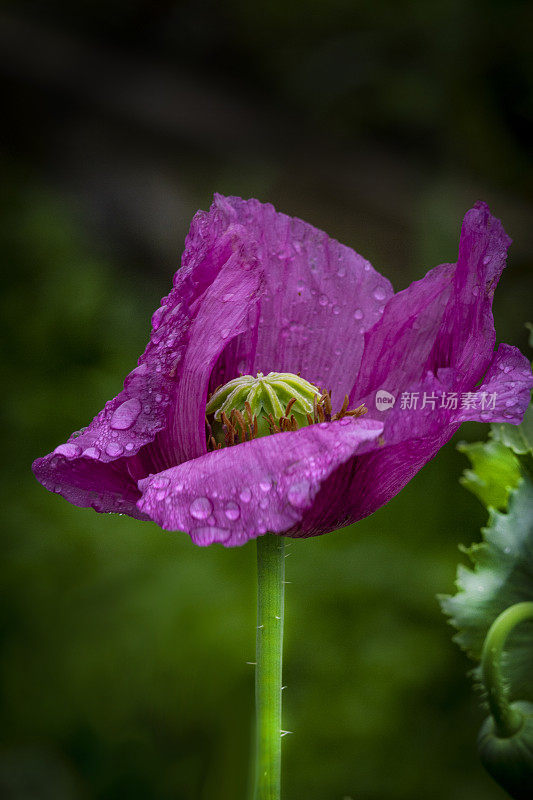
[477, 701, 533, 800]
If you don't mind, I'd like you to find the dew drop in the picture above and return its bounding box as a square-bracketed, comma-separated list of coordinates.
[225, 501, 241, 521]
[239, 487, 252, 503]
[82, 446, 100, 459]
[151, 304, 166, 331]
[189, 496, 213, 520]
[483, 255, 491, 265]
[221, 328, 230, 339]
[110, 397, 142, 430]
[222, 292, 235, 302]
[54, 443, 81, 458]
[156, 490, 168, 501]
[125, 443, 134, 451]
[332, 305, 341, 315]
[373, 287, 386, 301]
[337, 266, 346, 277]
[353, 308, 363, 320]
[105, 442, 124, 457]
[259, 478, 272, 493]
[319, 294, 329, 307]
[339, 417, 352, 426]
[288, 479, 311, 508]
[505, 399, 515, 407]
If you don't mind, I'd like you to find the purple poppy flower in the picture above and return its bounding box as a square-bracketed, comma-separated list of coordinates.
[33, 196, 533, 547]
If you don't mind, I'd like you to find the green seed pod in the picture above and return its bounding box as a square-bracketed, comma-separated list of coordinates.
[477, 701, 533, 800]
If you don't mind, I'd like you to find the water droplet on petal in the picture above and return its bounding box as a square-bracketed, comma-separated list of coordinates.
[222, 292, 235, 302]
[54, 443, 81, 458]
[221, 328, 230, 339]
[82, 446, 100, 459]
[190, 496, 213, 520]
[225, 501, 241, 521]
[332, 305, 341, 315]
[151, 304, 166, 331]
[483, 255, 491, 265]
[505, 399, 515, 407]
[373, 287, 386, 301]
[239, 487, 252, 503]
[110, 398, 142, 430]
[288, 479, 311, 508]
[319, 294, 329, 307]
[259, 478, 272, 493]
[105, 442, 124, 457]
[353, 308, 363, 320]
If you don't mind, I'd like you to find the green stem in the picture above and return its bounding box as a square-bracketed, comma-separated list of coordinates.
[253, 533, 285, 800]
[481, 601, 533, 737]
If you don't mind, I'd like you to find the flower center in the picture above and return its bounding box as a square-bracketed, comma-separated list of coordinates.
[205, 371, 366, 450]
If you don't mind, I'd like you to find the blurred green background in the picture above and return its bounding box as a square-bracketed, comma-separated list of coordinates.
[1, 2, 532, 798]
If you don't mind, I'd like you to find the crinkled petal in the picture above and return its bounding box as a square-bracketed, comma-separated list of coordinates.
[335, 345, 532, 525]
[353, 202, 512, 410]
[430, 201, 512, 380]
[172, 240, 262, 462]
[207, 195, 393, 408]
[32, 216, 261, 514]
[455, 344, 533, 424]
[137, 417, 384, 546]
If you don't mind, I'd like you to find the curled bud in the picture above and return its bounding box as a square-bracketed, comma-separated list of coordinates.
[477, 602, 533, 799]
[478, 702, 533, 800]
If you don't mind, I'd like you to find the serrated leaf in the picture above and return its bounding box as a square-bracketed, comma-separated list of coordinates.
[457, 439, 522, 510]
[440, 477, 533, 703]
[490, 403, 533, 456]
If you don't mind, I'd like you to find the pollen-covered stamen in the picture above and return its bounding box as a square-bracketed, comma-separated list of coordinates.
[205, 371, 367, 448]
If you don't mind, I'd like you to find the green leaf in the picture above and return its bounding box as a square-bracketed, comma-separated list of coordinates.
[457, 439, 522, 510]
[490, 403, 533, 457]
[440, 477, 533, 702]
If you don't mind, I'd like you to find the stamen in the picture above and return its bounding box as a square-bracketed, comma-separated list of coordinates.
[284, 397, 297, 417]
[232, 408, 247, 443]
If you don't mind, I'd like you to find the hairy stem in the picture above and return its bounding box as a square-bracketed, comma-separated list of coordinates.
[253, 533, 285, 800]
[481, 601, 533, 737]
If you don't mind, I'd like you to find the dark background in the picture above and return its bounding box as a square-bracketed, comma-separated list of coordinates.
[1, 2, 532, 798]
